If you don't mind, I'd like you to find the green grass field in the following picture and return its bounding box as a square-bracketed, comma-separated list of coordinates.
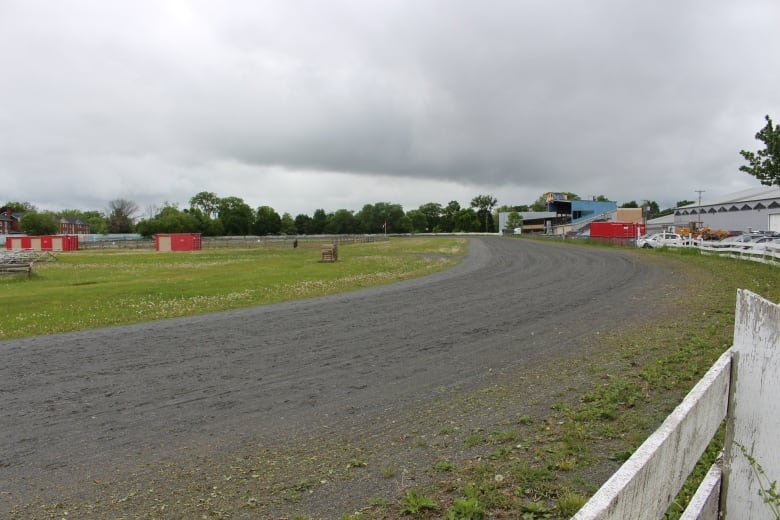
[0, 237, 466, 340]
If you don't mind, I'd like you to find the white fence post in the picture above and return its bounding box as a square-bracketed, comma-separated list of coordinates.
[721, 289, 780, 519]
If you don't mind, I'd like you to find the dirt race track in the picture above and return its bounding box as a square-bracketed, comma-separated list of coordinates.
[0, 237, 677, 517]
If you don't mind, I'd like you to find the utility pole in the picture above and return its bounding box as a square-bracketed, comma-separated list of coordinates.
[695, 190, 705, 230]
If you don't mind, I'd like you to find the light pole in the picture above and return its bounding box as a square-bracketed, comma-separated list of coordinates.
[695, 190, 705, 231]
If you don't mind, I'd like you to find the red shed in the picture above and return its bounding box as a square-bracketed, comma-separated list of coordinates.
[155, 233, 202, 252]
[590, 222, 645, 245]
[6, 235, 79, 251]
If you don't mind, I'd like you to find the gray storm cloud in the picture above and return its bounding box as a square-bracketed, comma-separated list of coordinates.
[0, 0, 778, 212]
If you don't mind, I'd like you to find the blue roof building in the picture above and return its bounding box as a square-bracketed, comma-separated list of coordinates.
[545, 197, 617, 223]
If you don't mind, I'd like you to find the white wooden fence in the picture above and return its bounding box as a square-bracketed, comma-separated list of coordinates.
[699, 241, 780, 266]
[574, 290, 780, 520]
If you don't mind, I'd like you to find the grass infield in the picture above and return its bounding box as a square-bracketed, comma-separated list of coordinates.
[0, 237, 465, 341]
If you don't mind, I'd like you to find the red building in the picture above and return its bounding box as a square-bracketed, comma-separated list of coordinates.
[0, 207, 22, 234]
[155, 233, 202, 252]
[590, 222, 646, 244]
[6, 235, 80, 251]
[58, 216, 90, 234]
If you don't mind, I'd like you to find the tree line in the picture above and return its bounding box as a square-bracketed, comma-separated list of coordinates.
[6, 192, 687, 237]
[4, 194, 503, 236]
[137, 193, 503, 236]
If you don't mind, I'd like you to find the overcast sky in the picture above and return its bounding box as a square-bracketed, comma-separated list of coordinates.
[2, 1, 778, 218]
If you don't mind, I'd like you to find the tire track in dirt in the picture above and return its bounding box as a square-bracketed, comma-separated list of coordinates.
[0, 237, 673, 504]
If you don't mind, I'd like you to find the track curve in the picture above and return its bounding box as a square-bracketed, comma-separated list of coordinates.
[0, 237, 671, 504]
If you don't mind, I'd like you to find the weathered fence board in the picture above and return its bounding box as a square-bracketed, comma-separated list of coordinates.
[572, 350, 732, 520]
[0, 262, 33, 276]
[679, 463, 722, 520]
[722, 290, 780, 519]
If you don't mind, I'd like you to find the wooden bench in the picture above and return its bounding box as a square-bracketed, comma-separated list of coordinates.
[0, 262, 33, 276]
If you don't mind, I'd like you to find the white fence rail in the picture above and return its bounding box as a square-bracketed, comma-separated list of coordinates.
[699, 241, 780, 265]
[574, 290, 780, 519]
[631, 234, 780, 265]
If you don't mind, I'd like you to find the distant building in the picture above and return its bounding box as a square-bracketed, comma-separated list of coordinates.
[58, 216, 90, 234]
[545, 196, 618, 225]
[498, 211, 557, 234]
[0, 207, 23, 234]
[0, 208, 91, 235]
[536, 194, 619, 235]
[673, 186, 780, 233]
[498, 194, 620, 235]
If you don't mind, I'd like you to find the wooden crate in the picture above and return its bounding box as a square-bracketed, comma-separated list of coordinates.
[320, 244, 338, 262]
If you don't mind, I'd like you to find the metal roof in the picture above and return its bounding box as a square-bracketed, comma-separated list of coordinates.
[519, 211, 557, 220]
[680, 186, 780, 208]
[647, 213, 675, 225]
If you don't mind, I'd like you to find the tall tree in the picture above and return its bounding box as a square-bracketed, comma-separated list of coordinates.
[380, 202, 407, 233]
[643, 201, 661, 219]
[325, 209, 359, 234]
[20, 211, 59, 235]
[190, 191, 220, 218]
[453, 208, 481, 232]
[440, 201, 461, 232]
[356, 202, 405, 233]
[3, 201, 36, 212]
[135, 205, 200, 236]
[506, 211, 524, 230]
[496, 204, 527, 213]
[355, 204, 378, 233]
[218, 196, 253, 235]
[81, 210, 109, 234]
[470, 194, 498, 232]
[280, 213, 297, 235]
[107, 199, 139, 233]
[397, 213, 413, 233]
[294, 213, 313, 234]
[405, 209, 428, 233]
[417, 202, 443, 232]
[530, 194, 548, 212]
[196, 211, 224, 236]
[254, 206, 282, 235]
[740, 115, 780, 186]
[310, 209, 328, 234]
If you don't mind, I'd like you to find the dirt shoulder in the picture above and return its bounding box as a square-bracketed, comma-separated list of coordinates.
[3, 237, 692, 519]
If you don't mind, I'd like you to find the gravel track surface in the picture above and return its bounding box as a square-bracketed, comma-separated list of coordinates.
[0, 237, 674, 514]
